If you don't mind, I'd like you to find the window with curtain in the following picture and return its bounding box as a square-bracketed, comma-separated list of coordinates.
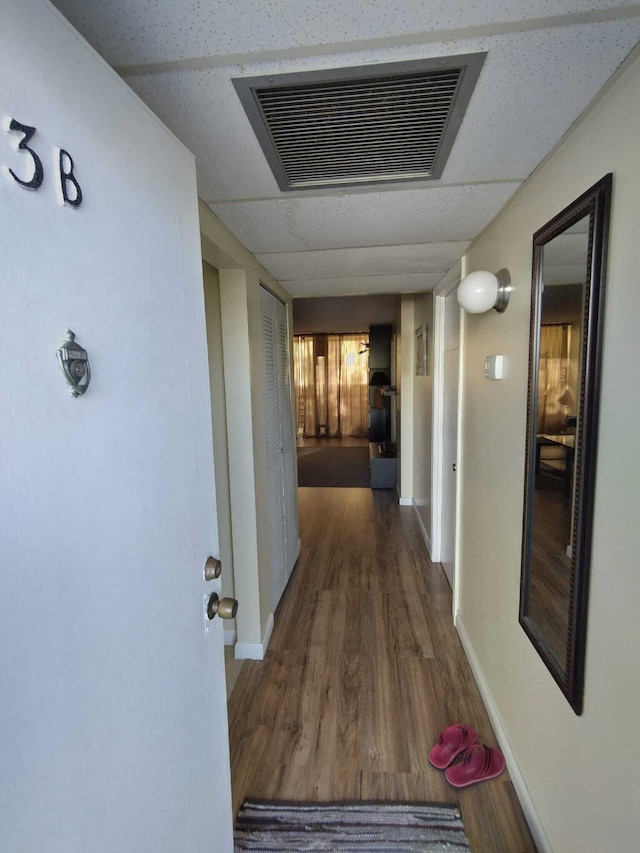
[293, 334, 369, 437]
[537, 323, 572, 435]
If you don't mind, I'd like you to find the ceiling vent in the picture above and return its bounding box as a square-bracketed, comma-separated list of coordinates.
[233, 54, 486, 191]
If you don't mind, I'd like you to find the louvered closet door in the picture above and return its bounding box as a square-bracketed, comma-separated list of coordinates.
[261, 286, 298, 612]
[276, 300, 299, 573]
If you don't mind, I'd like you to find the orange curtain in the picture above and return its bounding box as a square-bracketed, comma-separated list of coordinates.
[293, 334, 369, 437]
[537, 324, 570, 434]
[293, 336, 317, 436]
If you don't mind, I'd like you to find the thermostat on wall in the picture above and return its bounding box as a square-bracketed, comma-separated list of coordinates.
[485, 354, 505, 380]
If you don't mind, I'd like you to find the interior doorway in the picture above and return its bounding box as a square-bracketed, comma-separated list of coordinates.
[432, 275, 462, 603]
[440, 290, 461, 590]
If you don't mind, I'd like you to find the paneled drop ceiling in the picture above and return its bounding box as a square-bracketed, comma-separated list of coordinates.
[52, 0, 640, 298]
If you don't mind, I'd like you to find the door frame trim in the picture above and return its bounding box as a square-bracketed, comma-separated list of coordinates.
[432, 266, 462, 612]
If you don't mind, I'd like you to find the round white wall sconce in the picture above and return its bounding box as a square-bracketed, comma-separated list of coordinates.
[457, 268, 511, 313]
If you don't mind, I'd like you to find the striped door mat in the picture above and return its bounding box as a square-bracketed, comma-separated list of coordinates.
[234, 799, 470, 851]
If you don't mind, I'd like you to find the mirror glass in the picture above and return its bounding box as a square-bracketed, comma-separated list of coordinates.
[520, 175, 612, 714]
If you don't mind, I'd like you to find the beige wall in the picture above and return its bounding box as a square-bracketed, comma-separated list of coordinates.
[202, 263, 235, 622]
[457, 51, 640, 853]
[412, 292, 434, 541]
[399, 293, 434, 544]
[398, 296, 415, 501]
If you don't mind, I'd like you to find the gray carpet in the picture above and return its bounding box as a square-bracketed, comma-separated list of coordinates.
[297, 446, 370, 488]
[234, 799, 471, 851]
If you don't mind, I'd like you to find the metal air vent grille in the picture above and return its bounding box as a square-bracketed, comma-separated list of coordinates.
[233, 54, 486, 191]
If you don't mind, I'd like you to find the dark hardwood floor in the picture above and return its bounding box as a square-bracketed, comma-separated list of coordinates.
[228, 487, 536, 852]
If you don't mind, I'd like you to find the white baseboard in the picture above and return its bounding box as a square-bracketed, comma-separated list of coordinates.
[224, 627, 237, 646]
[234, 642, 264, 660]
[455, 614, 552, 853]
[398, 497, 413, 506]
[234, 611, 275, 661]
[412, 502, 432, 558]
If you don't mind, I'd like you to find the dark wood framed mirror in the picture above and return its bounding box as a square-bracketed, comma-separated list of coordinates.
[520, 174, 612, 714]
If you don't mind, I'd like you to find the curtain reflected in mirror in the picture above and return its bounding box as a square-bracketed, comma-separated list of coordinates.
[520, 175, 612, 714]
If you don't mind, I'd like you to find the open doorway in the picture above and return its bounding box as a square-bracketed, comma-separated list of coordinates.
[202, 262, 241, 695]
[432, 276, 462, 601]
[294, 332, 371, 488]
[293, 295, 400, 490]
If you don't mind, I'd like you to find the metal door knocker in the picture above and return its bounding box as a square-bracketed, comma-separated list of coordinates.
[57, 330, 91, 397]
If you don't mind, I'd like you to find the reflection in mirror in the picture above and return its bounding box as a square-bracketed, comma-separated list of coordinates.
[520, 175, 612, 714]
[529, 218, 588, 665]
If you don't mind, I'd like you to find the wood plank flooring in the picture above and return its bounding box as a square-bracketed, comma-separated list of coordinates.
[228, 487, 536, 853]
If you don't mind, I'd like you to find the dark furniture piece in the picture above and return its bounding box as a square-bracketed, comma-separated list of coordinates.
[367, 325, 396, 489]
[535, 434, 575, 497]
[368, 325, 391, 443]
[368, 324, 391, 372]
[368, 407, 387, 443]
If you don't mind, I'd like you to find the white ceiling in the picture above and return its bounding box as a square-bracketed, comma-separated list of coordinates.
[52, 0, 640, 298]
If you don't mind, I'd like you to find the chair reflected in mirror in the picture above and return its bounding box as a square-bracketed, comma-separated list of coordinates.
[535, 434, 575, 497]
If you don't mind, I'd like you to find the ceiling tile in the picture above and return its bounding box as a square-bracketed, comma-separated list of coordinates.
[121, 21, 640, 205]
[211, 183, 521, 252]
[281, 273, 445, 297]
[49, 1, 640, 297]
[442, 22, 640, 182]
[255, 243, 470, 279]
[53, 0, 640, 66]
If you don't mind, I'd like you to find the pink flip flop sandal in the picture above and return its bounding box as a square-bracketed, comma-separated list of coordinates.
[444, 743, 506, 788]
[428, 724, 478, 769]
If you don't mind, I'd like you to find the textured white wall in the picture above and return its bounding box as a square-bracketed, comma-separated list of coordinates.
[458, 50, 640, 853]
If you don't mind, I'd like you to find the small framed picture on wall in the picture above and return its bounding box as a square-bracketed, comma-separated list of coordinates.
[415, 324, 428, 375]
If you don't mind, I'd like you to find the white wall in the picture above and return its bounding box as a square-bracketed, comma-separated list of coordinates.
[0, 1, 233, 848]
[457, 50, 640, 853]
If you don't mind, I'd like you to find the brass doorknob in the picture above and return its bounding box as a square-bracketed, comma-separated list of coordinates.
[204, 556, 222, 581]
[207, 592, 238, 621]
